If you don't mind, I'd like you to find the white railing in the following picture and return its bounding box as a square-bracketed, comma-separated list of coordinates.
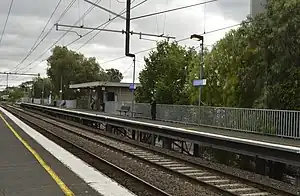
[104, 101, 300, 139]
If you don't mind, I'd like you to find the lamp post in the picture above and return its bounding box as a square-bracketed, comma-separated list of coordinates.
[49, 91, 52, 105]
[190, 34, 204, 107]
[60, 75, 63, 101]
[41, 78, 44, 105]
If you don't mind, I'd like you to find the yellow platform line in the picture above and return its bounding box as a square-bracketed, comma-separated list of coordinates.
[0, 113, 74, 196]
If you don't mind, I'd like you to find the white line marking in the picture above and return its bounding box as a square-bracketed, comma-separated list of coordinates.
[0, 107, 136, 196]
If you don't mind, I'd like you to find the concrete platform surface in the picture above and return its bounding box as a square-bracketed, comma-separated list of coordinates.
[0, 107, 136, 196]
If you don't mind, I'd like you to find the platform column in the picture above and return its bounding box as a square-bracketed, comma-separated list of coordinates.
[88, 89, 92, 109]
[151, 134, 156, 146]
[106, 124, 113, 133]
[255, 157, 266, 175]
[269, 161, 284, 181]
[162, 137, 173, 150]
[193, 143, 200, 157]
[132, 130, 136, 140]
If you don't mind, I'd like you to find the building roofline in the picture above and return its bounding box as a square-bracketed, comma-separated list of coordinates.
[69, 81, 141, 89]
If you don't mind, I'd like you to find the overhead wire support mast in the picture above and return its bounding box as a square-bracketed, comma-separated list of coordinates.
[70, 0, 148, 49]
[130, 0, 217, 20]
[55, 24, 176, 40]
[0, 72, 40, 89]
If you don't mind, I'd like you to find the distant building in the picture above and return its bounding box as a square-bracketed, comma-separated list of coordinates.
[250, 0, 267, 17]
[69, 81, 142, 111]
[70, 81, 141, 102]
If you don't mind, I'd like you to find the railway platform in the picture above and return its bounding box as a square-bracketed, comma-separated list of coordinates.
[71, 108, 300, 148]
[0, 107, 136, 196]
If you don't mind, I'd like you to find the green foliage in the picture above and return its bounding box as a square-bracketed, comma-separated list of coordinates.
[201, 0, 300, 109]
[105, 68, 123, 82]
[46, 46, 123, 100]
[8, 87, 24, 102]
[136, 41, 199, 104]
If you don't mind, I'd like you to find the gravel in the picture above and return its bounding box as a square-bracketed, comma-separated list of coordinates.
[15, 106, 298, 195]
[51, 114, 297, 195]
[16, 110, 221, 196]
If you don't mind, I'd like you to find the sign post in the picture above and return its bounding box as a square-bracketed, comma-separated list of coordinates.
[193, 79, 207, 124]
[193, 79, 207, 87]
[129, 83, 136, 91]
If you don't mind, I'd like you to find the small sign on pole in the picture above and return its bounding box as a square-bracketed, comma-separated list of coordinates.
[129, 83, 136, 91]
[193, 79, 207, 87]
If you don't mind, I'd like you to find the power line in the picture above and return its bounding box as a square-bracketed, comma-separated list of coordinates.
[13, 0, 77, 74]
[100, 22, 245, 65]
[0, 0, 14, 47]
[83, 0, 126, 20]
[67, 0, 149, 50]
[130, 0, 217, 20]
[19, 0, 101, 74]
[11, 0, 63, 72]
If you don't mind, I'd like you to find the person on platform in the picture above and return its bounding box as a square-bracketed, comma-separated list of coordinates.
[90, 98, 95, 110]
[150, 97, 156, 120]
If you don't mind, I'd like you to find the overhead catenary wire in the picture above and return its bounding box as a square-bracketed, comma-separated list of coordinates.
[68, 0, 149, 50]
[12, 0, 77, 74]
[0, 0, 14, 47]
[19, 0, 102, 74]
[100, 22, 246, 65]
[11, 0, 63, 72]
[130, 0, 217, 20]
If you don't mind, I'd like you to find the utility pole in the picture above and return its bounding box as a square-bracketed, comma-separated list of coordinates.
[125, 0, 132, 56]
[126, 0, 137, 116]
[60, 75, 63, 101]
[31, 83, 35, 103]
[131, 56, 136, 116]
[6, 73, 8, 89]
[199, 39, 204, 107]
[190, 34, 205, 125]
[41, 78, 45, 105]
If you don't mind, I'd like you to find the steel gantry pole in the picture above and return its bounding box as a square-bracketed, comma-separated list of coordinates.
[0, 72, 40, 90]
[125, 0, 137, 116]
[199, 38, 204, 107]
[60, 75, 63, 101]
[41, 78, 45, 105]
[131, 56, 136, 117]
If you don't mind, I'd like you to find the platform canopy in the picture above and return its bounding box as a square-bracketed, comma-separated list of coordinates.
[69, 81, 141, 89]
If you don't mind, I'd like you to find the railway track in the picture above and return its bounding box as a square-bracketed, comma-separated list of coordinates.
[6, 105, 296, 196]
[4, 105, 170, 196]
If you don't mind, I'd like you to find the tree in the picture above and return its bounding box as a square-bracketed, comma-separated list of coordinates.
[201, 0, 300, 109]
[47, 46, 107, 100]
[8, 87, 24, 102]
[105, 68, 123, 82]
[136, 41, 198, 104]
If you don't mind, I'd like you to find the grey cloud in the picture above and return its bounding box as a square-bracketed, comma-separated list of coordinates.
[0, 0, 249, 85]
[215, 0, 250, 21]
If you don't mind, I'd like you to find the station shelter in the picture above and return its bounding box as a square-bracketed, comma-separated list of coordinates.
[69, 81, 141, 112]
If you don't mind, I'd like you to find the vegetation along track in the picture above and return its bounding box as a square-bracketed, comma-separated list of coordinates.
[7, 105, 295, 196]
[4, 105, 170, 196]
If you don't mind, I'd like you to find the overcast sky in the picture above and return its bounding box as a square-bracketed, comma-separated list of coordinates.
[0, 0, 250, 90]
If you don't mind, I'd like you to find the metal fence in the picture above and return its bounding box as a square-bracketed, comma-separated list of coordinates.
[104, 101, 300, 139]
